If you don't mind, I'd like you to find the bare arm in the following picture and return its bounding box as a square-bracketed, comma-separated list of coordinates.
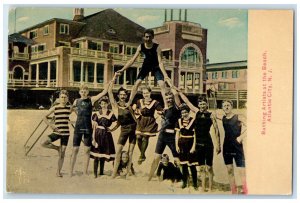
[210, 113, 221, 154]
[237, 114, 247, 143]
[108, 74, 119, 117]
[118, 45, 141, 73]
[157, 46, 169, 79]
[42, 106, 57, 131]
[178, 91, 198, 113]
[171, 88, 181, 108]
[91, 82, 110, 104]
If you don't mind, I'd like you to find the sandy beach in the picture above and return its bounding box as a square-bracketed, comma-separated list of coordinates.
[6, 109, 246, 195]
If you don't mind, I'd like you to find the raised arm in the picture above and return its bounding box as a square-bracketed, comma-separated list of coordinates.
[108, 74, 119, 117]
[178, 91, 198, 113]
[171, 88, 181, 108]
[91, 82, 110, 104]
[117, 45, 141, 74]
[157, 46, 169, 79]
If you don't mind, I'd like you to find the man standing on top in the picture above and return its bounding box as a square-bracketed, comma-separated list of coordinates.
[116, 29, 171, 108]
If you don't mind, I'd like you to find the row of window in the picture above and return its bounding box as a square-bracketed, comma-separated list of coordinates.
[208, 70, 240, 79]
[29, 23, 69, 39]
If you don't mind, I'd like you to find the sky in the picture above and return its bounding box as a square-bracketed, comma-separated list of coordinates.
[6, 6, 248, 64]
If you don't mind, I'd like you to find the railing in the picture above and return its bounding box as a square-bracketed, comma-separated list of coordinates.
[181, 61, 202, 68]
[7, 79, 57, 88]
[11, 52, 29, 60]
[31, 49, 58, 59]
[207, 90, 247, 109]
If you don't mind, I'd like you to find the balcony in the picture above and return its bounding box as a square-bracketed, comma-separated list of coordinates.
[7, 79, 57, 88]
[11, 52, 30, 60]
[31, 49, 59, 60]
[70, 48, 108, 59]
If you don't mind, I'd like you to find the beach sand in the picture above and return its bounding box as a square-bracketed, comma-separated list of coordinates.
[6, 109, 246, 195]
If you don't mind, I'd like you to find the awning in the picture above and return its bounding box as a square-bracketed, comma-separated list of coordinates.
[8, 33, 35, 45]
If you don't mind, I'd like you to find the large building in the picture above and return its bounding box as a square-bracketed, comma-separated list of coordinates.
[8, 8, 208, 108]
[205, 60, 247, 108]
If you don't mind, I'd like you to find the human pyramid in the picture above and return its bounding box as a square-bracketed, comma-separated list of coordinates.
[41, 29, 247, 194]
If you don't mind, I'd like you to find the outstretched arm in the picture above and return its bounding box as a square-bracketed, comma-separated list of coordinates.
[157, 46, 171, 84]
[117, 45, 141, 74]
[91, 82, 110, 104]
[171, 88, 181, 108]
[108, 74, 119, 117]
[177, 91, 198, 113]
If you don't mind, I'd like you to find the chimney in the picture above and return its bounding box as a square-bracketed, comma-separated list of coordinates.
[179, 9, 181, 21]
[73, 8, 84, 21]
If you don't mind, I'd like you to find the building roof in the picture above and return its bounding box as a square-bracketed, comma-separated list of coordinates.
[77, 9, 145, 43]
[18, 18, 85, 34]
[206, 60, 247, 71]
[8, 33, 35, 45]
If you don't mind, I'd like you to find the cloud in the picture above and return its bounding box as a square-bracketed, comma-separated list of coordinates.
[136, 15, 160, 24]
[218, 17, 243, 28]
[17, 16, 29, 23]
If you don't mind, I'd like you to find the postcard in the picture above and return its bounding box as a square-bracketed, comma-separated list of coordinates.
[5, 7, 294, 196]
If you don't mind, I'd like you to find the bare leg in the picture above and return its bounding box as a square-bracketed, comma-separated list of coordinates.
[148, 153, 161, 181]
[207, 165, 213, 192]
[157, 80, 168, 108]
[112, 144, 124, 178]
[83, 146, 91, 175]
[70, 146, 79, 177]
[226, 164, 237, 194]
[41, 138, 59, 151]
[127, 143, 136, 175]
[127, 79, 142, 106]
[237, 167, 247, 194]
[199, 165, 206, 192]
[56, 145, 66, 177]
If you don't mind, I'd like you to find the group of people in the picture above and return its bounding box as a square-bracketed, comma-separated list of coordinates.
[40, 29, 247, 194]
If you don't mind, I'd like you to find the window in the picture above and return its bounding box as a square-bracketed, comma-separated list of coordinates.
[232, 70, 239, 78]
[75, 42, 83, 49]
[113, 65, 124, 85]
[180, 72, 186, 89]
[73, 61, 81, 82]
[181, 46, 200, 65]
[126, 67, 137, 85]
[29, 30, 37, 39]
[222, 71, 228, 79]
[96, 63, 104, 83]
[88, 41, 102, 51]
[126, 46, 137, 55]
[162, 49, 172, 60]
[195, 73, 200, 90]
[43, 25, 49, 35]
[109, 44, 119, 53]
[58, 41, 70, 47]
[212, 72, 218, 79]
[59, 24, 69, 34]
[187, 72, 194, 90]
[32, 44, 46, 52]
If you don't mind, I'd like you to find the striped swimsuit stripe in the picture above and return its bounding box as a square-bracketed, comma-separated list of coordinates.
[54, 106, 71, 136]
